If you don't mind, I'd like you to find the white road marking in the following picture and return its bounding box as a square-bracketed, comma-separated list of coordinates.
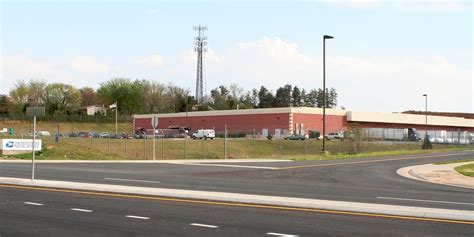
[267, 232, 299, 237]
[190, 223, 218, 228]
[104, 178, 160, 184]
[178, 163, 277, 170]
[125, 215, 150, 220]
[377, 197, 474, 206]
[71, 208, 93, 213]
[24, 202, 43, 206]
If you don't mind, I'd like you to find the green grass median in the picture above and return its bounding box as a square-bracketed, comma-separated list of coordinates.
[454, 163, 474, 177]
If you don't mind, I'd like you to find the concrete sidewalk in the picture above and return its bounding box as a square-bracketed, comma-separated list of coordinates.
[397, 162, 474, 189]
[1, 177, 473, 222]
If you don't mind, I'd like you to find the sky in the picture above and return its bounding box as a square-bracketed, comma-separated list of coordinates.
[1, 0, 472, 113]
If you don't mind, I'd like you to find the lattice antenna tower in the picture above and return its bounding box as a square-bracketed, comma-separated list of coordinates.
[193, 25, 208, 103]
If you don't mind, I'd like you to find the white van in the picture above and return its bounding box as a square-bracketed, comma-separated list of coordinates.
[192, 129, 215, 140]
[36, 131, 51, 136]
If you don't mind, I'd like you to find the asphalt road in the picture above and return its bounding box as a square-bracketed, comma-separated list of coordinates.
[1, 151, 473, 211]
[1, 187, 472, 237]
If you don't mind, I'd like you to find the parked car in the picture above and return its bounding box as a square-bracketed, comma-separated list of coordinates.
[26, 131, 50, 137]
[109, 133, 121, 139]
[68, 132, 78, 137]
[78, 132, 90, 138]
[192, 129, 215, 140]
[284, 134, 306, 140]
[121, 133, 133, 139]
[89, 132, 100, 138]
[133, 133, 146, 139]
[325, 132, 342, 140]
[99, 132, 110, 138]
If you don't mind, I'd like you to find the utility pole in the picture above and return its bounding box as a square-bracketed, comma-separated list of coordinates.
[194, 25, 208, 103]
[322, 35, 334, 153]
[423, 94, 428, 138]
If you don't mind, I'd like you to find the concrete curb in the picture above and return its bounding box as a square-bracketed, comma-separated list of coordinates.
[0, 159, 292, 164]
[397, 163, 474, 190]
[1, 177, 473, 222]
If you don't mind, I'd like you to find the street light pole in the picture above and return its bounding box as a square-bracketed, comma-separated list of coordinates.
[423, 94, 427, 138]
[322, 35, 334, 153]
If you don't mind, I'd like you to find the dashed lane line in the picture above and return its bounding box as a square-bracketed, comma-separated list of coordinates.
[70, 208, 93, 213]
[24, 202, 43, 206]
[267, 232, 299, 237]
[3, 184, 473, 225]
[190, 223, 218, 228]
[125, 215, 150, 220]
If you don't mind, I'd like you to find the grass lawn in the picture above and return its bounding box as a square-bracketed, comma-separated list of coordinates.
[2, 135, 472, 161]
[2, 121, 472, 161]
[454, 163, 474, 177]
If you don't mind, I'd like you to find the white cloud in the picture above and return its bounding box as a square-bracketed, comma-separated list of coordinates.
[1, 54, 58, 94]
[181, 37, 471, 112]
[1, 54, 111, 94]
[4, 54, 57, 78]
[71, 56, 109, 74]
[137, 54, 165, 68]
[180, 48, 220, 64]
[2, 39, 471, 112]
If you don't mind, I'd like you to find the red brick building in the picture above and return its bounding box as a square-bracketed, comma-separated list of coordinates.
[133, 107, 474, 137]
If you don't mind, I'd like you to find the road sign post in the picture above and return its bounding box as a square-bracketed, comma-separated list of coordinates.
[26, 107, 45, 181]
[151, 116, 158, 161]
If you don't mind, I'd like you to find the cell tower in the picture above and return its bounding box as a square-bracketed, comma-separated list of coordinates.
[194, 25, 207, 103]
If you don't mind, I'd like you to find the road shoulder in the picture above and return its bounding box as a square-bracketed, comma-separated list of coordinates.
[0, 177, 473, 222]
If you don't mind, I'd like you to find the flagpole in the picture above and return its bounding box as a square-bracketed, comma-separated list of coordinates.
[115, 103, 118, 135]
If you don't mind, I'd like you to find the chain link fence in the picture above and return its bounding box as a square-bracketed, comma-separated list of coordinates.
[1, 123, 472, 160]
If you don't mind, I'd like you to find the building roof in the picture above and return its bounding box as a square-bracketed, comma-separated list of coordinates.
[347, 111, 473, 128]
[133, 107, 346, 119]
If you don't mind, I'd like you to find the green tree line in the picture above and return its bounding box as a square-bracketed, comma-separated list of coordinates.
[0, 79, 339, 117]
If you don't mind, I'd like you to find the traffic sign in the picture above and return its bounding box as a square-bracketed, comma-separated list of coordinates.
[151, 116, 159, 129]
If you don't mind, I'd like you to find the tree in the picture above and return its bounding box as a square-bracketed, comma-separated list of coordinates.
[274, 84, 292, 107]
[251, 88, 259, 108]
[79, 87, 101, 106]
[139, 80, 167, 113]
[166, 85, 190, 113]
[210, 85, 230, 110]
[301, 89, 312, 107]
[97, 78, 144, 115]
[0, 95, 8, 116]
[8, 79, 47, 114]
[257, 86, 274, 108]
[43, 83, 81, 115]
[238, 91, 254, 109]
[28, 80, 47, 105]
[8, 80, 29, 114]
[306, 89, 319, 107]
[328, 88, 338, 108]
[292, 86, 303, 107]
